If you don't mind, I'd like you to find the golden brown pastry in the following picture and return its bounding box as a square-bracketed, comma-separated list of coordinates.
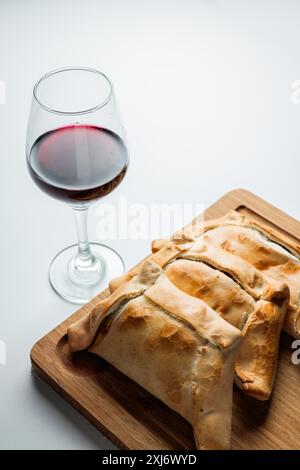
[151, 210, 299, 337]
[110, 227, 288, 401]
[150, 219, 291, 400]
[109, 232, 195, 293]
[163, 258, 289, 400]
[68, 209, 294, 449]
[202, 214, 300, 338]
[68, 260, 242, 450]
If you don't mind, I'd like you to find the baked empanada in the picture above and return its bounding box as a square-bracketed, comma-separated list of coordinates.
[201, 211, 300, 339]
[68, 210, 293, 449]
[150, 214, 291, 400]
[152, 210, 299, 338]
[163, 257, 289, 400]
[68, 260, 242, 450]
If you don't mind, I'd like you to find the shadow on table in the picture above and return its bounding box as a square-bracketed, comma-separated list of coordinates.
[31, 373, 116, 450]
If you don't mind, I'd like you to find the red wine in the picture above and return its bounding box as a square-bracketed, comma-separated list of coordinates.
[28, 125, 128, 203]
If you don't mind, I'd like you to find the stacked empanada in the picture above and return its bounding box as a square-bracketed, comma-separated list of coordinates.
[68, 210, 297, 450]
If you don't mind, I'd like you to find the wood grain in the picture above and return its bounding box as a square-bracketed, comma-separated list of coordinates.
[31, 189, 300, 450]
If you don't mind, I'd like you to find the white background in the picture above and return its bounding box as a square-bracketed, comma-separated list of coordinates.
[1, 0, 300, 449]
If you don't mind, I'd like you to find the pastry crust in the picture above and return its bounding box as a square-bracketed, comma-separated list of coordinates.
[163, 258, 289, 400]
[150, 219, 291, 399]
[164, 259, 255, 330]
[109, 233, 195, 293]
[68, 260, 162, 352]
[199, 212, 300, 338]
[152, 210, 299, 338]
[181, 241, 288, 302]
[68, 209, 295, 448]
[68, 260, 242, 450]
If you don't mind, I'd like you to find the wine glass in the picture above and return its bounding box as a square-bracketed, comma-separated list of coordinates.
[26, 67, 129, 304]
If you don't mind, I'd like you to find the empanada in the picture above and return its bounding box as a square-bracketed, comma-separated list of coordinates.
[164, 257, 289, 400]
[68, 260, 242, 450]
[68, 210, 293, 449]
[201, 211, 300, 338]
[152, 210, 299, 338]
[110, 229, 289, 400]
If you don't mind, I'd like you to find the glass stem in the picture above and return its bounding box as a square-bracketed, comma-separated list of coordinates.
[73, 207, 94, 269]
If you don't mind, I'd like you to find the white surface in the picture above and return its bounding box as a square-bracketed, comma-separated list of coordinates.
[1, 0, 300, 449]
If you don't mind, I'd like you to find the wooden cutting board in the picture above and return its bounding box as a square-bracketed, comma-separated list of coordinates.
[31, 189, 300, 450]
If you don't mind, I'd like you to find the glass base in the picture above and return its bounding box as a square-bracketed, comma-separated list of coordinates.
[49, 243, 125, 304]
